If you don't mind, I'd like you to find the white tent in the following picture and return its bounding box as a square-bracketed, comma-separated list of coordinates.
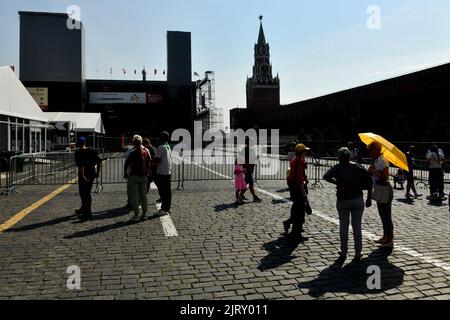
[0, 66, 47, 122]
[45, 112, 105, 134]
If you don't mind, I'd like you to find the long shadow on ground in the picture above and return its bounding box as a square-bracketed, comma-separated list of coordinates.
[298, 247, 404, 298]
[258, 236, 305, 271]
[6, 207, 128, 233]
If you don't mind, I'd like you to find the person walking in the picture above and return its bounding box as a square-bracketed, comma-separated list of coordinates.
[75, 137, 102, 220]
[323, 147, 373, 260]
[405, 146, 422, 198]
[283, 143, 310, 240]
[234, 158, 247, 205]
[367, 142, 394, 248]
[154, 131, 173, 216]
[241, 138, 262, 202]
[124, 135, 151, 221]
[427, 145, 444, 200]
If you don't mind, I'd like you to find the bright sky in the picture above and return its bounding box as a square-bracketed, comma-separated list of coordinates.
[1, 0, 450, 128]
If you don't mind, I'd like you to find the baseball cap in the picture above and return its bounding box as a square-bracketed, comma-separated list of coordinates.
[295, 143, 310, 152]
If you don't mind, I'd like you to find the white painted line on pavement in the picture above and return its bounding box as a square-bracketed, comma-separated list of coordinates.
[190, 163, 450, 273]
[155, 202, 178, 237]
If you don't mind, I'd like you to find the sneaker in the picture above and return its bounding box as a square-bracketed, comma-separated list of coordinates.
[253, 197, 262, 203]
[374, 236, 386, 244]
[405, 193, 414, 198]
[78, 212, 92, 221]
[414, 193, 423, 198]
[141, 213, 150, 221]
[130, 214, 140, 222]
[75, 208, 85, 215]
[283, 220, 290, 234]
[354, 253, 363, 260]
[241, 195, 248, 201]
[156, 210, 169, 217]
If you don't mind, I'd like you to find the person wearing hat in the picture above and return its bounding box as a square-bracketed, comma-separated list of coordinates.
[74, 136, 102, 220]
[323, 147, 373, 260]
[284, 143, 310, 240]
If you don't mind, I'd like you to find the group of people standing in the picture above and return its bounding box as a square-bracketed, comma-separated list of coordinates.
[123, 132, 173, 221]
[282, 141, 396, 261]
[74, 131, 173, 221]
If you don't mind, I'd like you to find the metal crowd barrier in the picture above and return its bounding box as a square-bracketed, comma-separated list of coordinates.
[2, 152, 448, 196]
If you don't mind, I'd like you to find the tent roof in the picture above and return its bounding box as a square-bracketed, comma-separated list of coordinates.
[45, 112, 105, 134]
[0, 66, 48, 122]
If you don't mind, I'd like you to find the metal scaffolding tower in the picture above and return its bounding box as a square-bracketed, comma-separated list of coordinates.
[196, 71, 223, 132]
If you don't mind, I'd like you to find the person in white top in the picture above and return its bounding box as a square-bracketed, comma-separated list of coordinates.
[427, 145, 444, 199]
[367, 142, 394, 248]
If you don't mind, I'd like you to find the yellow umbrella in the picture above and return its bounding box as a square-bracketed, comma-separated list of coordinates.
[358, 132, 409, 172]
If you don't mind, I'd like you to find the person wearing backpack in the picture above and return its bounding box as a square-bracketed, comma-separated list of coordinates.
[323, 147, 373, 261]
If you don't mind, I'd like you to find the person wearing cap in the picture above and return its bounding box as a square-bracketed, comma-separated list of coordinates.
[74, 136, 102, 220]
[323, 147, 373, 260]
[153, 131, 173, 216]
[284, 143, 310, 240]
[124, 135, 151, 221]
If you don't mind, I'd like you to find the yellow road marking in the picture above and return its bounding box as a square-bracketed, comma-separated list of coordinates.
[0, 178, 77, 235]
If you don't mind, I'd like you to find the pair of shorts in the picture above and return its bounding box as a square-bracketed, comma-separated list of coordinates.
[245, 173, 254, 187]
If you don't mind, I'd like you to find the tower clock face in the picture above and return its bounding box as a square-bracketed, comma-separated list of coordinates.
[260, 64, 270, 74]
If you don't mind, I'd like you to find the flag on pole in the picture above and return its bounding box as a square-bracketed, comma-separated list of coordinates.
[134, 69, 137, 74]
[122, 68, 126, 74]
[163, 70, 166, 75]
[154, 69, 157, 75]
[110, 67, 113, 74]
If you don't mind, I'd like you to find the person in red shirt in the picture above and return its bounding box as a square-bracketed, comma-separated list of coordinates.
[284, 143, 310, 240]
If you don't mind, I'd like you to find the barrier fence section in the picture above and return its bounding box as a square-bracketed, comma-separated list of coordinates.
[1, 152, 449, 195]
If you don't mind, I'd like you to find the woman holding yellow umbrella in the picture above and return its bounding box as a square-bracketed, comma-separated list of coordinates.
[367, 142, 394, 247]
[359, 133, 409, 249]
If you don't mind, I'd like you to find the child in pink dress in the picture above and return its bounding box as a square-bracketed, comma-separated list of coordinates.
[234, 161, 247, 205]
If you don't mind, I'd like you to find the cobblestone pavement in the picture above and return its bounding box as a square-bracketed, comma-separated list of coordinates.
[0, 168, 449, 300]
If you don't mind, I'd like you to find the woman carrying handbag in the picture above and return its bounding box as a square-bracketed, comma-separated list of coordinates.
[367, 142, 394, 248]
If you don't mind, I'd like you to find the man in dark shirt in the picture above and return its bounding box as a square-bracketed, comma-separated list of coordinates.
[75, 137, 102, 220]
[323, 147, 373, 260]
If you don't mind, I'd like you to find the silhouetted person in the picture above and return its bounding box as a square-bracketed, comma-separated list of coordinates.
[323, 147, 373, 260]
[284, 143, 310, 240]
[427, 144, 444, 200]
[75, 137, 102, 220]
[154, 131, 173, 215]
[368, 142, 394, 248]
[405, 146, 422, 198]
